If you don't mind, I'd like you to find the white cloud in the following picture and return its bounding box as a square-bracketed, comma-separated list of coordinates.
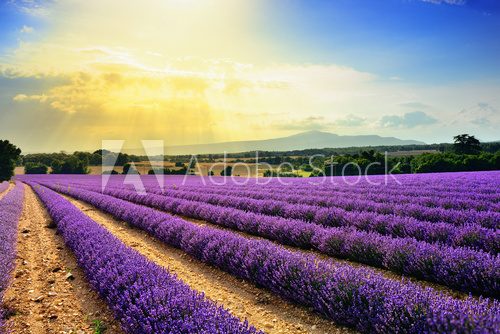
[13, 93, 48, 102]
[274, 116, 333, 131]
[399, 102, 431, 109]
[20, 25, 34, 34]
[9, 0, 52, 17]
[379, 111, 438, 128]
[420, 0, 466, 5]
[456, 102, 500, 129]
[334, 114, 367, 127]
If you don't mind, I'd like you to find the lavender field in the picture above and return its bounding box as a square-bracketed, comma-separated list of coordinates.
[0, 171, 496, 333]
[2, 0, 500, 332]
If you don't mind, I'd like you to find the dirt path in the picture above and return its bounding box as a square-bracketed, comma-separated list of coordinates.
[66, 196, 355, 334]
[3, 184, 123, 334]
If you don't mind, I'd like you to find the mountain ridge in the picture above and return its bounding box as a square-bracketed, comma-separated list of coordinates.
[146, 130, 426, 155]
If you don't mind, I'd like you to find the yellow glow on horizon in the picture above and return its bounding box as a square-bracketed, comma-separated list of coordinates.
[1, 0, 416, 151]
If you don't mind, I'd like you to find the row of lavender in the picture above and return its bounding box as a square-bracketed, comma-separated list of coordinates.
[146, 176, 500, 209]
[0, 183, 24, 333]
[115, 178, 500, 210]
[137, 171, 500, 197]
[31, 171, 500, 193]
[31, 179, 500, 333]
[53, 182, 500, 297]
[161, 186, 499, 217]
[66, 172, 500, 246]
[69, 181, 500, 254]
[34, 172, 500, 211]
[0, 182, 9, 195]
[29, 183, 260, 334]
[130, 184, 500, 229]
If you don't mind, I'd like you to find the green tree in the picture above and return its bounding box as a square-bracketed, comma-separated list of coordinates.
[89, 153, 102, 165]
[25, 162, 48, 174]
[453, 134, 481, 155]
[50, 160, 63, 174]
[93, 149, 111, 156]
[73, 151, 91, 164]
[489, 152, 500, 169]
[116, 153, 130, 166]
[51, 156, 89, 174]
[123, 163, 139, 175]
[220, 165, 232, 176]
[188, 159, 197, 169]
[411, 153, 457, 173]
[0, 140, 21, 181]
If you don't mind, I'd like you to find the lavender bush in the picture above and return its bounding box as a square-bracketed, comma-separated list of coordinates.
[172, 183, 500, 211]
[31, 184, 260, 334]
[0, 183, 24, 333]
[70, 182, 499, 254]
[142, 185, 500, 229]
[58, 183, 499, 297]
[32, 181, 500, 334]
[0, 182, 9, 195]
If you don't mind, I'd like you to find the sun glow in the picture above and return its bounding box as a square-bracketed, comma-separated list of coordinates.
[1, 0, 499, 152]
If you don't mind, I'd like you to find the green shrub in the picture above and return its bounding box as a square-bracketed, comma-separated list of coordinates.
[51, 156, 89, 174]
[220, 165, 233, 176]
[122, 163, 139, 175]
[25, 162, 48, 174]
[0, 140, 21, 181]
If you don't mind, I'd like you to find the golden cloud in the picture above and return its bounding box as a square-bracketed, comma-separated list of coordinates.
[13, 93, 48, 102]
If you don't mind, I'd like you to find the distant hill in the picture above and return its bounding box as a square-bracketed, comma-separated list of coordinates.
[156, 131, 425, 155]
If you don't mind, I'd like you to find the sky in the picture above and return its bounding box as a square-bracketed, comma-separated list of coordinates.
[0, 0, 499, 153]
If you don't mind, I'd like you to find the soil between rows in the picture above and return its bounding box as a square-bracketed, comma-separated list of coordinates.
[3, 184, 123, 334]
[64, 194, 355, 334]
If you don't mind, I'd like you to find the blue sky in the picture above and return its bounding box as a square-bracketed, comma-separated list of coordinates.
[0, 1, 45, 44]
[257, 0, 500, 83]
[1, 0, 499, 81]
[0, 0, 499, 152]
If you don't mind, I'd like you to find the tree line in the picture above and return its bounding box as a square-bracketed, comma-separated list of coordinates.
[314, 135, 499, 176]
[0, 134, 499, 181]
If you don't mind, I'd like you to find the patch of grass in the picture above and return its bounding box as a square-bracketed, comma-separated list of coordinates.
[93, 319, 107, 334]
[296, 169, 312, 177]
